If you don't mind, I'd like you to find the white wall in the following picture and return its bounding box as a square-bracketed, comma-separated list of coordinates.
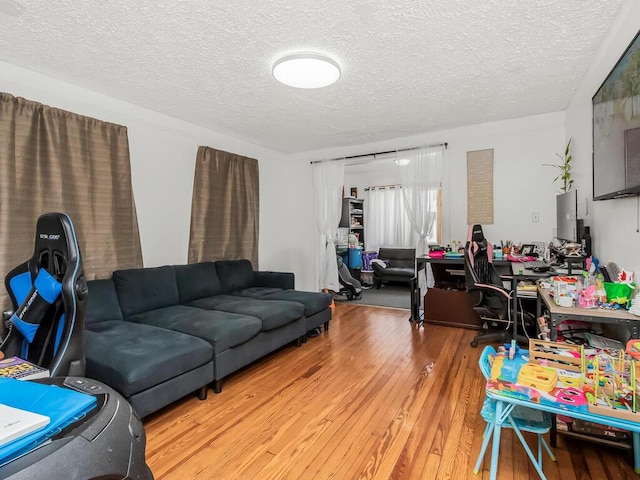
[0, 61, 308, 285]
[296, 112, 565, 278]
[565, 0, 640, 274]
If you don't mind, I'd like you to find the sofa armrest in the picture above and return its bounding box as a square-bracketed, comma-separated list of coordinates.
[254, 271, 295, 290]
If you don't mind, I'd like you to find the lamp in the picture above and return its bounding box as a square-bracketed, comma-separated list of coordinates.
[272, 53, 341, 89]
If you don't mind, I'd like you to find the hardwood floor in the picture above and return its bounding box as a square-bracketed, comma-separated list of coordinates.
[144, 304, 637, 479]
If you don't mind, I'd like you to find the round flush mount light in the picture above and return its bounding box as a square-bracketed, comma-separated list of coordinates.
[272, 53, 341, 89]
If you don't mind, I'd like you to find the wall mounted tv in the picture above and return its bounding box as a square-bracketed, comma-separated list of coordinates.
[592, 29, 640, 201]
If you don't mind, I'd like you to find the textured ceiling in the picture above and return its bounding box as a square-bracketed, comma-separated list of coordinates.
[0, 0, 629, 154]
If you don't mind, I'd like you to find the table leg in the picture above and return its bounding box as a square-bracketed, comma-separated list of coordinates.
[634, 431, 640, 474]
[511, 277, 518, 358]
[550, 314, 558, 342]
[490, 400, 504, 480]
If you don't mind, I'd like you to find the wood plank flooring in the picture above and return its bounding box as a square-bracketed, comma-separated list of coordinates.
[143, 304, 637, 479]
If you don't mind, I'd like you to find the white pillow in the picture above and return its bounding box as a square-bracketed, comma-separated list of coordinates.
[371, 259, 387, 269]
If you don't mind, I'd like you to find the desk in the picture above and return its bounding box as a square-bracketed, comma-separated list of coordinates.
[536, 286, 640, 341]
[484, 350, 640, 479]
[417, 256, 512, 328]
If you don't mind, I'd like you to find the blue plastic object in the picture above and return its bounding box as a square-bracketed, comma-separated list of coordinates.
[348, 247, 363, 269]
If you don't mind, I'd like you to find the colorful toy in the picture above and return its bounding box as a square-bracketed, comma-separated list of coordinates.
[517, 363, 558, 392]
[529, 339, 584, 373]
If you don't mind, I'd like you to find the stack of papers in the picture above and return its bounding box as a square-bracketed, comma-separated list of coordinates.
[0, 404, 50, 448]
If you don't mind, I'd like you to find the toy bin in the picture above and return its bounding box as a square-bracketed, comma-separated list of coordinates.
[603, 282, 634, 304]
[348, 247, 363, 269]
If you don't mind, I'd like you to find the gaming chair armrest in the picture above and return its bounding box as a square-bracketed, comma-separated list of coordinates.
[468, 282, 511, 307]
[473, 282, 510, 299]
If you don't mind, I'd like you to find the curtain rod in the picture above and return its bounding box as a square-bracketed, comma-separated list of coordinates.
[364, 184, 400, 191]
[309, 142, 448, 165]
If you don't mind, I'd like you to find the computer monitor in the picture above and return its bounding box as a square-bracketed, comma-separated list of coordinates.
[556, 190, 578, 242]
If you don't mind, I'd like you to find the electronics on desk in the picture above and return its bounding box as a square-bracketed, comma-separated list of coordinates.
[550, 264, 584, 275]
[523, 260, 551, 272]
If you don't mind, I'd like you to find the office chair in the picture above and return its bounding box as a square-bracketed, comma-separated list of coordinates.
[473, 345, 555, 478]
[2, 212, 88, 377]
[464, 224, 533, 348]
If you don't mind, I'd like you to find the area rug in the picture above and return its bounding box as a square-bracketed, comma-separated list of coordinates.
[334, 283, 411, 309]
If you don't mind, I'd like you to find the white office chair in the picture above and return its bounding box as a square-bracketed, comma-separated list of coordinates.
[473, 345, 556, 479]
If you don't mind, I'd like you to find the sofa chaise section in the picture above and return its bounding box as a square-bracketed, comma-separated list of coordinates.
[214, 259, 333, 335]
[84, 279, 214, 418]
[174, 261, 307, 392]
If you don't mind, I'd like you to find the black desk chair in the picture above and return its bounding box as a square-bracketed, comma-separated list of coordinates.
[464, 225, 533, 348]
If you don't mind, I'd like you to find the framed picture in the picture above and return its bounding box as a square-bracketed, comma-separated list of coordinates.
[350, 187, 358, 198]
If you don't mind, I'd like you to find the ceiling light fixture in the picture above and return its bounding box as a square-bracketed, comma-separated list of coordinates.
[272, 53, 341, 89]
[394, 158, 410, 167]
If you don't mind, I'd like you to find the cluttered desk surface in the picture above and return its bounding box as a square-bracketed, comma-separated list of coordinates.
[537, 286, 639, 322]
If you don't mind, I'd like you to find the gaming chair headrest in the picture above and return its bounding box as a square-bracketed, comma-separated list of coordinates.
[469, 224, 486, 245]
[31, 213, 83, 280]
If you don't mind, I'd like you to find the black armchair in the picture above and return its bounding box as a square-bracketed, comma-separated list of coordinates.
[371, 247, 415, 288]
[464, 225, 532, 348]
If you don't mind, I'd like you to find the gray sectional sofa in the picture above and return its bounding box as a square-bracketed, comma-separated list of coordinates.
[84, 259, 332, 418]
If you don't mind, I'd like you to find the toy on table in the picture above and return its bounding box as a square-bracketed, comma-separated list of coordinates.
[587, 347, 640, 421]
[627, 339, 640, 360]
[529, 339, 584, 373]
[517, 364, 558, 392]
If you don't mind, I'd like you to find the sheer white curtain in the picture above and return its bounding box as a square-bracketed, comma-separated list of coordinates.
[312, 160, 345, 292]
[399, 146, 444, 291]
[364, 186, 417, 253]
[398, 146, 444, 256]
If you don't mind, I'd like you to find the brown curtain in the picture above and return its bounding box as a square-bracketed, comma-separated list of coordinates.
[0, 92, 143, 312]
[188, 146, 259, 267]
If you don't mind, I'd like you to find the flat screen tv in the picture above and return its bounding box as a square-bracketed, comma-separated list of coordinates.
[557, 189, 578, 242]
[592, 29, 640, 201]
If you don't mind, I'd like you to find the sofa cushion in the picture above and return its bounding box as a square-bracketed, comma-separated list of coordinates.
[174, 262, 223, 303]
[86, 279, 123, 325]
[186, 294, 248, 310]
[113, 265, 179, 317]
[261, 290, 332, 317]
[236, 286, 284, 298]
[129, 305, 262, 355]
[214, 299, 304, 332]
[85, 320, 212, 397]
[215, 259, 255, 292]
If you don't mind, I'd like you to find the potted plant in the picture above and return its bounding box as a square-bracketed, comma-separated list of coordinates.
[545, 138, 573, 193]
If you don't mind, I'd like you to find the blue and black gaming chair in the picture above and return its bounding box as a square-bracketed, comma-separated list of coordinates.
[1, 212, 87, 377]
